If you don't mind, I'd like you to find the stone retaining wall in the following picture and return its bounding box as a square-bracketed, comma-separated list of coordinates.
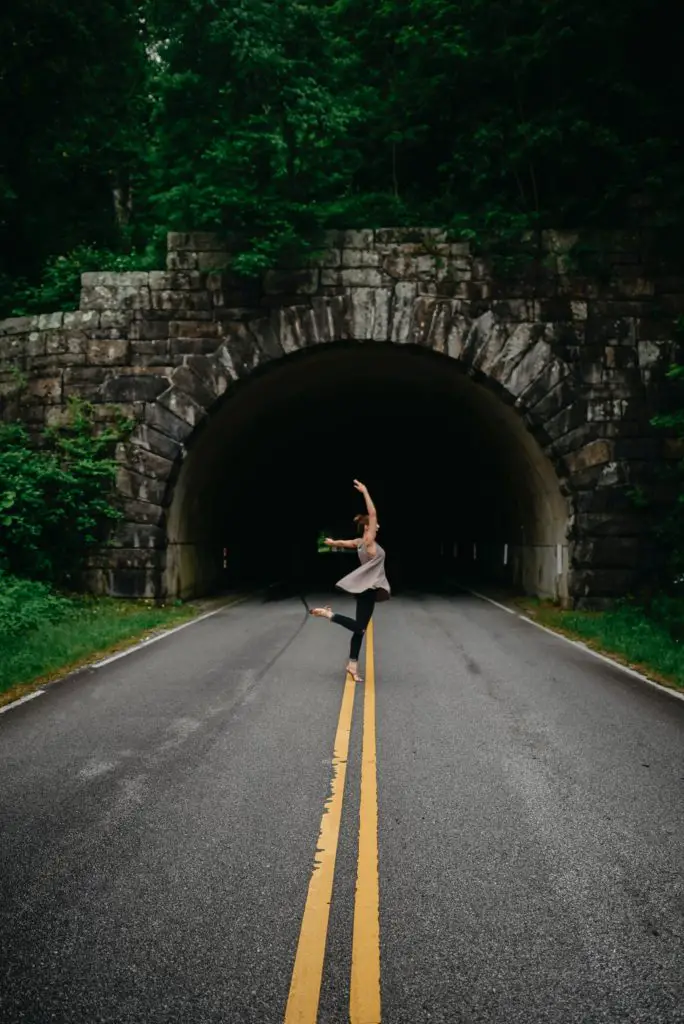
[0, 228, 681, 604]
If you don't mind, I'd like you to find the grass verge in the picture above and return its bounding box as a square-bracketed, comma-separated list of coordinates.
[516, 598, 684, 692]
[0, 596, 197, 708]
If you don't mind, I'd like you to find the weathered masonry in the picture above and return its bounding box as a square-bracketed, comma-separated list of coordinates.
[0, 229, 681, 605]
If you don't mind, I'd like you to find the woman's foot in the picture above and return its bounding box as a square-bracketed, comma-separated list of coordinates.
[346, 661, 363, 683]
[310, 606, 333, 619]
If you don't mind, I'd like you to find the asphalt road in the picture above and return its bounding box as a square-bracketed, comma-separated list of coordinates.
[1, 589, 683, 1023]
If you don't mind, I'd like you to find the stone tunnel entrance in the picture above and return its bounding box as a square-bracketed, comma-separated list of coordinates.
[165, 344, 569, 602]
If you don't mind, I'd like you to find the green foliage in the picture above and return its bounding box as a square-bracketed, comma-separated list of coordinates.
[0, 1, 151, 290]
[0, 589, 194, 695]
[3, 0, 684, 296]
[532, 600, 684, 690]
[0, 400, 128, 582]
[0, 571, 73, 642]
[1, 244, 160, 318]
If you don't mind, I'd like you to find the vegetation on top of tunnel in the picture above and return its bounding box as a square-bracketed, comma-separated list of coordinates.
[3, 0, 684, 314]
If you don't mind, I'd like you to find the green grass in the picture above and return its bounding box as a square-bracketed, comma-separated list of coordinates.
[519, 599, 684, 691]
[0, 595, 196, 703]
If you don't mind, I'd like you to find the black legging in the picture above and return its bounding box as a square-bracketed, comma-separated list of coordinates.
[331, 589, 376, 660]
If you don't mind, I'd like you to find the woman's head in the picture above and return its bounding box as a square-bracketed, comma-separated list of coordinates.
[354, 514, 379, 535]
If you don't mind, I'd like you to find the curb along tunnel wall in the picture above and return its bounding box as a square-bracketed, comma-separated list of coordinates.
[0, 227, 679, 607]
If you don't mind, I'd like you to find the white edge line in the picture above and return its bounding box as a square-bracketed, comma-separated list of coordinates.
[0, 690, 45, 715]
[89, 602, 241, 668]
[467, 588, 516, 614]
[0, 596, 252, 716]
[466, 587, 684, 705]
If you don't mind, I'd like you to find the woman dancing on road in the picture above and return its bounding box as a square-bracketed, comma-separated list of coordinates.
[310, 480, 390, 682]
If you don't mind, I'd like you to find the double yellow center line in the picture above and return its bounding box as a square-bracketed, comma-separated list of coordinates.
[284, 621, 381, 1024]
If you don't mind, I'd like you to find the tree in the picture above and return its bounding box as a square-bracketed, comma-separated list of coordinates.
[0, 0, 151, 290]
[147, 0, 364, 271]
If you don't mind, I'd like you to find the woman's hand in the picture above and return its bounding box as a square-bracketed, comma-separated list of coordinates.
[353, 479, 367, 493]
[324, 537, 335, 547]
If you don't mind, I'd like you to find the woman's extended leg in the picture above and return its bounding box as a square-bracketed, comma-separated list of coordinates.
[309, 590, 376, 680]
[337, 591, 376, 680]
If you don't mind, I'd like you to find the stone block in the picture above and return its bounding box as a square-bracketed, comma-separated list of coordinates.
[166, 250, 199, 271]
[310, 295, 351, 344]
[178, 231, 226, 252]
[101, 374, 169, 403]
[116, 466, 168, 506]
[263, 268, 319, 295]
[156, 384, 207, 428]
[91, 546, 164, 571]
[183, 354, 232, 398]
[256, 310, 299, 356]
[144, 402, 194, 443]
[121, 498, 166, 526]
[26, 334, 46, 358]
[129, 319, 170, 341]
[46, 331, 87, 358]
[197, 251, 231, 272]
[340, 230, 374, 248]
[38, 312, 65, 330]
[119, 443, 175, 482]
[572, 569, 639, 598]
[131, 339, 171, 366]
[26, 376, 62, 403]
[573, 536, 642, 568]
[130, 424, 182, 463]
[169, 364, 217, 408]
[83, 271, 151, 289]
[375, 228, 444, 246]
[150, 290, 212, 313]
[425, 301, 458, 354]
[585, 316, 636, 346]
[168, 320, 220, 340]
[0, 316, 37, 336]
[564, 440, 614, 474]
[246, 317, 285, 361]
[321, 267, 384, 288]
[611, 275, 655, 299]
[62, 310, 99, 331]
[169, 336, 221, 359]
[80, 285, 151, 313]
[109, 568, 162, 599]
[86, 338, 130, 365]
[109, 522, 166, 549]
[341, 249, 381, 269]
[149, 271, 204, 291]
[380, 249, 435, 282]
[587, 398, 630, 422]
[349, 288, 392, 341]
[316, 248, 342, 268]
[390, 282, 419, 343]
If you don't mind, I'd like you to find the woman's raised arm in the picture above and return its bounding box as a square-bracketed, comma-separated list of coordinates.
[353, 480, 378, 555]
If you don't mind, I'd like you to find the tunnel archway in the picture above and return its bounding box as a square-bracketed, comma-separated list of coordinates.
[163, 343, 570, 602]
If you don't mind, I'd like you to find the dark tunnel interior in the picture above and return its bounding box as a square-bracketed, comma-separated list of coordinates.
[165, 345, 569, 601]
